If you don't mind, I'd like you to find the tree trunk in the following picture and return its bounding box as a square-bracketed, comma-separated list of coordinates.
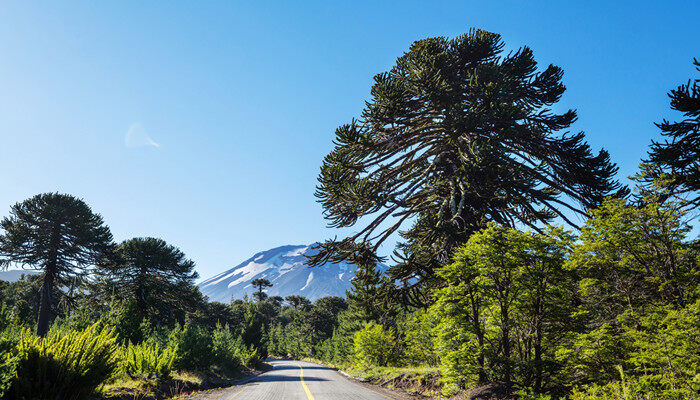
[38, 223, 61, 337]
[534, 317, 543, 393]
[502, 303, 511, 385]
[37, 270, 54, 337]
[470, 289, 487, 383]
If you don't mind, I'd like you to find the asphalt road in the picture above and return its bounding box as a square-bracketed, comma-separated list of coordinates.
[183, 359, 402, 400]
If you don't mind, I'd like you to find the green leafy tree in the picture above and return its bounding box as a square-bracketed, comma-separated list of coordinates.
[562, 197, 698, 386]
[0, 193, 113, 336]
[642, 58, 700, 209]
[353, 322, 402, 368]
[101, 237, 198, 326]
[251, 278, 272, 301]
[311, 29, 625, 305]
[515, 226, 576, 393]
[432, 224, 575, 393]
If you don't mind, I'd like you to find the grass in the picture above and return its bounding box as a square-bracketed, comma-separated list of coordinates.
[300, 357, 442, 397]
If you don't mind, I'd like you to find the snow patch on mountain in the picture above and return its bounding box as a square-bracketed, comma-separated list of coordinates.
[198, 243, 386, 302]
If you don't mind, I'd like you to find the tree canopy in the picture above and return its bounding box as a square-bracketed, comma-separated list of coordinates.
[311, 29, 625, 305]
[101, 237, 198, 325]
[642, 58, 700, 209]
[0, 193, 113, 336]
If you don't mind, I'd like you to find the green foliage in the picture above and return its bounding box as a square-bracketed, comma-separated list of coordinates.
[620, 300, 700, 396]
[0, 334, 18, 399]
[0, 193, 114, 336]
[353, 322, 402, 368]
[431, 224, 576, 391]
[401, 309, 439, 367]
[169, 322, 213, 371]
[641, 58, 700, 209]
[100, 300, 146, 344]
[211, 324, 244, 371]
[241, 347, 264, 369]
[6, 323, 119, 400]
[563, 198, 699, 387]
[99, 237, 200, 328]
[311, 28, 625, 305]
[570, 365, 698, 400]
[120, 340, 177, 382]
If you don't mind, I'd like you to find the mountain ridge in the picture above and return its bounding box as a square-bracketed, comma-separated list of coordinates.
[198, 243, 380, 302]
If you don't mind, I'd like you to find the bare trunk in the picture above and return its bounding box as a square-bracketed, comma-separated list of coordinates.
[37, 270, 54, 337]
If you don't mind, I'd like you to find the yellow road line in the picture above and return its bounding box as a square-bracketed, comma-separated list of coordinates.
[298, 364, 316, 400]
[229, 384, 248, 399]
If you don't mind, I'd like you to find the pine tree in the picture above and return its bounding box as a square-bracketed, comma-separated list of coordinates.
[311, 29, 625, 305]
[0, 193, 113, 336]
[642, 58, 700, 209]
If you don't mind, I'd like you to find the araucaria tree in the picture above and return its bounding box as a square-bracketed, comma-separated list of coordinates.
[102, 237, 198, 325]
[311, 29, 625, 304]
[0, 193, 113, 336]
[642, 58, 699, 209]
[251, 278, 272, 301]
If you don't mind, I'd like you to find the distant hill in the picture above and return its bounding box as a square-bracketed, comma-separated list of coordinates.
[0, 269, 40, 282]
[198, 243, 386, 302]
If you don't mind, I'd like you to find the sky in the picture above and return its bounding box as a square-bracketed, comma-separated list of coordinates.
[0, 1, 698, 280]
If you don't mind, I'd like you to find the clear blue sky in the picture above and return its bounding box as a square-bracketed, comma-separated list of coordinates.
[0, 1, 697, 280]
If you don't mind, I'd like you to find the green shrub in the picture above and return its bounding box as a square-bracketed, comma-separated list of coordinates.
[211, 324, 243, 371]
[120, 341, 177, 382]
[169, 323, 213, 371]
[353, 322, 402, 368]
[0, 334, 17, 399]
[6, 323, 119, 400]
[242, 346, 264, 369]
[570, 366, 699, 400]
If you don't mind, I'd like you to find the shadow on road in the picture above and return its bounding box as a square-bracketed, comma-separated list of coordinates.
[251, 375, 329, 383]
[265, 359, 333, 371]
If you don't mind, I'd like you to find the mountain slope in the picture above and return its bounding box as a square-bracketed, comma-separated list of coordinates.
[198, 244, 378, 302]
[0, 269, 40, 282]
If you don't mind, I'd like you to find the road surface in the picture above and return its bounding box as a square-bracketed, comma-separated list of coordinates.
[181, 359, 404, 400]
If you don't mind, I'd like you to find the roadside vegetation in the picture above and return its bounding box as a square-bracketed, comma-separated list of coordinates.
[0, 29, 698, 400]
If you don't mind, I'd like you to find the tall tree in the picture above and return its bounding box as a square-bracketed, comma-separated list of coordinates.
[642, 58, 700, 209]
[285, 295, 311, 310]
[311, 29, 625, 305]
[0, 193, 113, 336]
[101, 237, 198, 325]
[251, 278, 272, 301]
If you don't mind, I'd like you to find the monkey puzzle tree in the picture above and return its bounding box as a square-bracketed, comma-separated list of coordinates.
[0, 193, 113, 336]
[251, 278, 272, 301]
[641, 58, 699, 209]
[311, 29, 625, 305]
[102, 237, 198, 325]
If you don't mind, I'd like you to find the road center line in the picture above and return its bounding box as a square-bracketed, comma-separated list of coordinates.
[298, 364, 316, 400]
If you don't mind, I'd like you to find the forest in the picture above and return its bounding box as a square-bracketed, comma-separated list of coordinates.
[0, 30, 698, 400]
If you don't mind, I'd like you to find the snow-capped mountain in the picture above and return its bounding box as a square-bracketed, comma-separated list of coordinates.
[198, 244, 381, 302]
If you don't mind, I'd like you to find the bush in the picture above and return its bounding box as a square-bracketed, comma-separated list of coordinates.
[169, 323, 213, 371]
[120, 340, 177, 382]
[0, 336, 17, 399]
[353, 322, 401, 368]
[241, 346, 264, 369]
[569, 366, 698, 400]
[6, 323, 119, 400]
[211, 324, 243, 371]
